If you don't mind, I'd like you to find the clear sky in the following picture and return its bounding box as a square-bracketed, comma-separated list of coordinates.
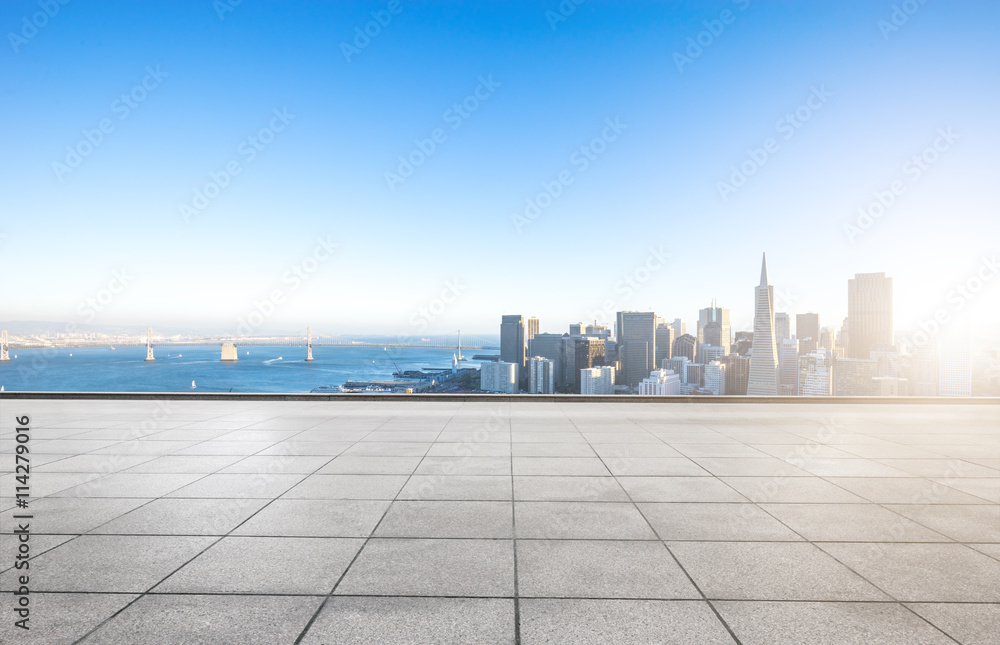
[1, 0, 997, 337]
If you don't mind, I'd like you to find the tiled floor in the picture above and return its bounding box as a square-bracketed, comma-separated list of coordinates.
[0, 398, 997, 644]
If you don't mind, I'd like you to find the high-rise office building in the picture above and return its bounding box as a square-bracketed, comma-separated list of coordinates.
[685, 363, 704, 388]
[580, 366, 615, 395]
[747, 253, 779, 395]
[528, 332, 565, 386]
[834, 358, 877, 396]
[585, 323, 611, 339]
[573, 337, 606, 393]
[847, 272, 893, 359]
[671, 318, 686, 337]
[721, 354, 750, 395]
[698, 345, 726, 366]
[616, 311, 657, 389]
[500, 315, 526, 373]
[525, 317, 540, 344]
[481, 361, 518, 393]
[819, 327, 836, 351]
[569, 323, 585, 336]
[775, 312, 790, 342]
[672, 334, 696, 362]
[697, 301, 731, 356]
[704, 361, 726, 395]
[938, 317, 972, 396]
[798, 349, 833, 396]
[638, 369, 681, 395]
[663, 357, 691, 384]
[655, 323, 674, 364]
[796, 313, 820, 355]
[528, 356, 555, 394]
[779, 338, 800, 395]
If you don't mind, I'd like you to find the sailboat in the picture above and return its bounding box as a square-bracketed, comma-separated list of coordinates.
[191, 380, 197, 390]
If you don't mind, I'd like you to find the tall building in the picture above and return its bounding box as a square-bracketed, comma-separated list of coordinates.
[798, 349, 833, 396]
[672, 334, 696, 362]
[580, 365, 615, 395]
[733, 331, 754, 356]
[638, 369, 681, 395]
[569, 323, 585, 336]
[481, 361, 518, 393]
[698, 345, 725, 364]
[796, 313, 820, 355]
[747, 253, 779, 395]
[847, 272, 893, 359]
[819, 327, 836, 351]
[721, 354, 750, 395]
[663, 357, 691, 384]
[525, 317, 540, 344]
[671, 318, 686, 337]
[834, 358, 877, 396]
[938, 317, 972, 396]
[870, 347, 899, 378]
[779, 338, 800, 395]
[703, 361, 726, 395]
[500, 315, 526, 373]
[697, 301, 731, 356]
[616, 311, 657, 389]
[528, 356, 555, 394]
[585, 323, 611, 339]
[654, 323, 674, 364]
[573, 337, 606, 393]
[685, 363, 704, 388]
[775, 312, 790, 342]
[528, 333, 565, 386]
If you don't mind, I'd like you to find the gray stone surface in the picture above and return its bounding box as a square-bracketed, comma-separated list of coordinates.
[0, 398, 995, 643]
[83, 594, 322, 644]
[335, 538, 515, 597]
[715, 601, 956, 644]
[516, 540, 700, 599]
[519, 599, 736, 644]
[300, 597, 516, 644]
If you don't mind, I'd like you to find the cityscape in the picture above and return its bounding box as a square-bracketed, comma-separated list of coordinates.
[3, 253, 993, 396]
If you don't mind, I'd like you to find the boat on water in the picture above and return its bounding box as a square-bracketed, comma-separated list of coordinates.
[191, 380, 196, 389]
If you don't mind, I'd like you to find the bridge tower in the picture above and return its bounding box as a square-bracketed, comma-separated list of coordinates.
[0, 330, 9, 361]
[144, 327, 155, 361]
[457, 330, 463, 361]
[306, 326, 314, 362]
[221, 343, 239, 362]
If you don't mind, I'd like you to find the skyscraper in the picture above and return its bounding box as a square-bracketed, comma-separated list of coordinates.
[671, 318, 686, 337]
[775, 312, 790, 342]
[525, 317, 540, 344]
[847, 272, 893, 359]
[697, 301, 731, 356]
[573, 337, 606, 393]
[528, 356, 555, 394]
[580, 366, 615, 395]
[671, 334, 696, 362]
[796, 313, 820, 355]
[704, 361, 726, 395]
[798, 349, 833, 396]
[654, 323, 674, 364]
[500, 315, 526, 373]
[481, 361, 518, 393]
[779, 338, 800, 395]
[528, 332, 565, 388]
[616, 311, 657, 389]
[721, 354, 750, 395]
[747, 253, 779, 395]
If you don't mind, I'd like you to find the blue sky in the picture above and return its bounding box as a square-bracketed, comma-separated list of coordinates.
[1, 0, 997, 336]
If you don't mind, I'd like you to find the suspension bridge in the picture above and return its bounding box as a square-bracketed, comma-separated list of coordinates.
[0, 328, 499, 362]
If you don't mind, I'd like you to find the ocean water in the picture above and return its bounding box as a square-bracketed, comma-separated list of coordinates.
[0, 345, 482, 393]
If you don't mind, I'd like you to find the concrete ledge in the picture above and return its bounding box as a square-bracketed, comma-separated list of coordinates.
[0, 391, 997, 404]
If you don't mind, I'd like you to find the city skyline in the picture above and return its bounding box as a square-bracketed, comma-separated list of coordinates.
[2, 1, 999, 334]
